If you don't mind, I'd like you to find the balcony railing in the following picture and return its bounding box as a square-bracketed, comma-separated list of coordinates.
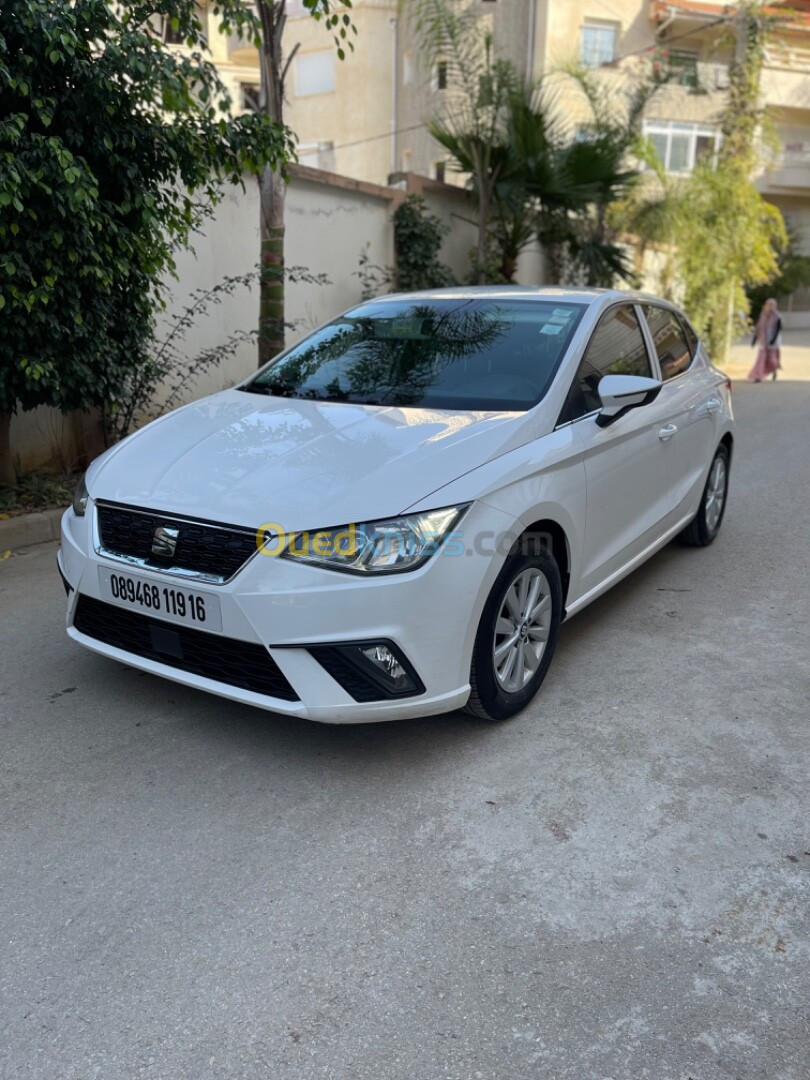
[761, 142, 810, 190]
[779, 143, 810, 167]
[763, 43, 810, 73]
[656, 58, 730, 93]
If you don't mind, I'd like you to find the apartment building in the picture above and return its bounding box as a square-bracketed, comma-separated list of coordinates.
[531, 1, 810, 266]
[174, 2, 810, 291]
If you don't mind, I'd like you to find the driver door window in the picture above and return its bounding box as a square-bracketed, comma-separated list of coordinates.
[559, 305, 652, 424]
[642, 305, 693, 380]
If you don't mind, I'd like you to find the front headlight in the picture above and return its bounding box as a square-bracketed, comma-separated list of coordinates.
[72, 474, 89, 517]
[278, 505, 468, 574]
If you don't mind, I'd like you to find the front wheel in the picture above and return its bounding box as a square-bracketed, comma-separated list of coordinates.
[464, 543, 562, 721]
[680, 443, 730, 547]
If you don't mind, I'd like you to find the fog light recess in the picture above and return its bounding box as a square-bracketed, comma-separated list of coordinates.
[306, 640, 425, 702]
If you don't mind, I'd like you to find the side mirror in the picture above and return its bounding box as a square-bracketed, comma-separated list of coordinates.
[596, 374, 663, 428]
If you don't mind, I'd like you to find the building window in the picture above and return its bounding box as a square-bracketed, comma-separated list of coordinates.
[642, 121, 719, 173]
[296, 51, 336, 96]
[669, 49, 699, 88]
[240, 83, 261, 113]
[161, 2, 204, 45]
[297, 141, 335, 171]
[434, 161, 446, 183]
[580, 20, 617, 68]
[163, 20, 186, 44]
[436, 60, 448, 90]
[297, 143, 319, 168]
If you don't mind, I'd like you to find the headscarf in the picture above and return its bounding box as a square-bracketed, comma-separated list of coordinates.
[756, 298, 780, 346]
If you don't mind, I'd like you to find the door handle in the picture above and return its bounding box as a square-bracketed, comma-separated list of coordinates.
[658, 424, 678, 441]
[705, 397, 721, 415]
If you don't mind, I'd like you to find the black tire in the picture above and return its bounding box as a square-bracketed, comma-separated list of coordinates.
[680, 443, 730, 547]
[464, 541, 562, 722]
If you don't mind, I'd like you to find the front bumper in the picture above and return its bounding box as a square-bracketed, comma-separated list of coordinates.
[59, 501, 514, 723]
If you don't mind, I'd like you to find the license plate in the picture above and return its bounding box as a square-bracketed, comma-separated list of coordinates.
[97, 568, 222, 632]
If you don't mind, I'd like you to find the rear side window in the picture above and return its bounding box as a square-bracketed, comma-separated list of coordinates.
[559, 304, 652, 423]
[642, 305, 693, 380]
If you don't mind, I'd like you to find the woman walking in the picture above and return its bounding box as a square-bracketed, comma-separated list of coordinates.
[748, 298, 782, 382]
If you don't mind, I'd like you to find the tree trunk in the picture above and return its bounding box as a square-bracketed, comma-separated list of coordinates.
[544, 242, 564, 285]
[0, 411, 14, 488]
[259, 164, 285, 366]
[257, 0, 289, 368]
[721, 278, 736, 365]
[477, 184, 489, 284]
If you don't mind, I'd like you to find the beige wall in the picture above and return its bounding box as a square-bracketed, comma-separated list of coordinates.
[203, 0, 399, 186]
[13, 164, 550, 470]
[191, 0, 810, 190]
[152, 166, 402, 409]
[10, 408, 80, 475]
[393, 0, 532, 183]
[285, 1, 397, 185]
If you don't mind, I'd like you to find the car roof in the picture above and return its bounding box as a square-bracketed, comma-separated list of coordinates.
[359, 286, 674, 309]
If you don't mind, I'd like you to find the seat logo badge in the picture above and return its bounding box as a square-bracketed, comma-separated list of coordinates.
[152, 525, 180, 557]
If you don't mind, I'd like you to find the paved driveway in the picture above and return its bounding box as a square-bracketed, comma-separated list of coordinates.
[1, 383, 808, 1080]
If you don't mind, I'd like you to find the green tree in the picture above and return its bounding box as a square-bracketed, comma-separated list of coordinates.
[614, 1, 787, 358]
[393, 195, 455, 292]
[0, 0, 344, 486]
[746, 225, 810, 320]
[537, 66, 660, 287]
[408, 1, 653, 288]
[676, 161, 784, 356]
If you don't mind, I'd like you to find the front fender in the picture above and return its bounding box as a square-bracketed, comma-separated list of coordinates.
[405, 425, 586, 607]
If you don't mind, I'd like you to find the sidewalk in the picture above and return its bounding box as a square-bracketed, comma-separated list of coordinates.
[721, 327, 810, 381]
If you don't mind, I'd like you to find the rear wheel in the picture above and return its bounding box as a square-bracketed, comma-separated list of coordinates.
[680, 443, 730, 547]
[465, 543, 562, 721]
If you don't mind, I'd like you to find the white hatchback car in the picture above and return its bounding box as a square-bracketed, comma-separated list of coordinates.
[59, 288, 734, 723]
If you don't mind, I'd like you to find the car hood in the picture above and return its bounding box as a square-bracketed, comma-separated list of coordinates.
[87, 390, 536, 531]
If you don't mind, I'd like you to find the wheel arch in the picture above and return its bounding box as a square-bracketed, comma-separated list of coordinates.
[518, 518, 572, 610]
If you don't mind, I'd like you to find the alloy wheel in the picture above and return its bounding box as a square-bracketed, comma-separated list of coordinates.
[704, 456, 726, 533]
[492, 568, 551, 693]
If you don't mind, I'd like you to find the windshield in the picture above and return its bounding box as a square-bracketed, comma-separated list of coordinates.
[244, 297, 585, 411]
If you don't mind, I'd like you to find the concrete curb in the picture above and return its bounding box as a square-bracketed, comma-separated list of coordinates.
[0, 507, 66, 552]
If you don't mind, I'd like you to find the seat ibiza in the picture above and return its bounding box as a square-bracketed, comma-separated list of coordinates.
[59, 288, 734, 722]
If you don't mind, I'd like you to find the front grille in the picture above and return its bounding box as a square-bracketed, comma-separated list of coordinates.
[73, 595, 299, 701]
[96, 503, 258, 582]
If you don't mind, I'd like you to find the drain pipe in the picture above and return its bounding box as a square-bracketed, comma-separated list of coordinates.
[656, 7, 676, 40]
[390, 15, 398, 178]
[526, 0, 537, 79]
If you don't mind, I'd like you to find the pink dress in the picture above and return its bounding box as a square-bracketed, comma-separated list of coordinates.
[747, 314, 782, 381]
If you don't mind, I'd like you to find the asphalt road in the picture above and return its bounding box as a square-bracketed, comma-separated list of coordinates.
[1, 382, 809, 1080]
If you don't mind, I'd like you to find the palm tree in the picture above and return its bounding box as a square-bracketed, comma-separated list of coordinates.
[409, 2, 658, 289]
[530, 66, 661, 287]
[409, 0, 517, 282]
